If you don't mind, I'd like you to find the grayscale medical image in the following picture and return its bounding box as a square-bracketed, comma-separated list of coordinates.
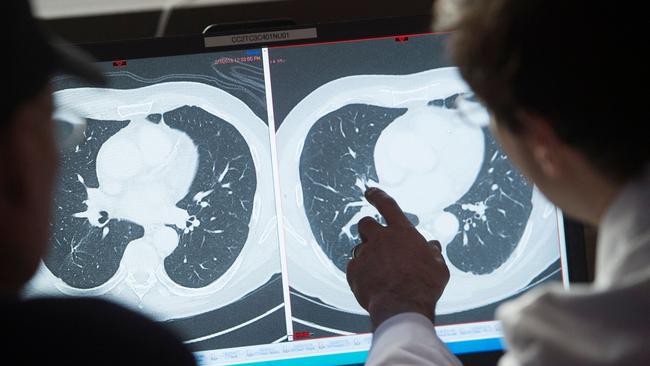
[270, 34, 563, 337]
[24, 52, 288, 351]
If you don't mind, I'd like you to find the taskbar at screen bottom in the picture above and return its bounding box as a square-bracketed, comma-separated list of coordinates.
[194, 321, 505, 365]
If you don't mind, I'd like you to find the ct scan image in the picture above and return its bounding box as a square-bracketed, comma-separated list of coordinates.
[270, 34, 563, 337]
[24, 51, 288, 350]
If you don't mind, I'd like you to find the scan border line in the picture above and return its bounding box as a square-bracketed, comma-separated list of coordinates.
[262, 46, 295, 341]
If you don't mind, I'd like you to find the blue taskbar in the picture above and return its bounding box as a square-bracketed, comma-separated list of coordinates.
[194, 321, 505, 365]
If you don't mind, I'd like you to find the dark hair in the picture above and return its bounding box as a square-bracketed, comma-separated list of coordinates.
[2, 1, 103, 126]
[449, 0, 648, 182]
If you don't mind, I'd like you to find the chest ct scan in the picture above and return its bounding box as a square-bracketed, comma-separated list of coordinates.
[23, 36, 565, 359]
[28, 82, 282, 337]
[277, 67, 560, 317]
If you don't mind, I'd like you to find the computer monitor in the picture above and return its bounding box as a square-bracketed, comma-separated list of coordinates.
[24, 16, 588, 366]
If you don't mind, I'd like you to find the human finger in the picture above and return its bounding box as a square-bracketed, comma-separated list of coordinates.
[428, 240, 442, 252]
[365, 187, 412, 228]
[351, 242, 365, 259]
[357, 216, 383, 242]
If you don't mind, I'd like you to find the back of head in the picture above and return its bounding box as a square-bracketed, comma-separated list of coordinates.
[1, 0, 103, 295]
[2, 1, 104, 126]
[446, 0, 649, 183]
[4, 1, 54, 124]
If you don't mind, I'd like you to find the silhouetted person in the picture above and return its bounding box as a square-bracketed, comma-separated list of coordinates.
[347, 1, 650, 365]
[1, 2, 196, 365]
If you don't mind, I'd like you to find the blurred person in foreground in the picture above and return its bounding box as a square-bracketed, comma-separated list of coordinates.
[1, 2, 196, 364]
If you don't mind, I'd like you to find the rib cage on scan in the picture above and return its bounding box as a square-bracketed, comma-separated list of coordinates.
[298, 102, 532, 276]
[45, 105, 256, 291]
[279, 67, 555, 319]
[30, 52, 285, 350]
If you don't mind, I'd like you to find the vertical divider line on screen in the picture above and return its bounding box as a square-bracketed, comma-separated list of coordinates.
[262, 47, 295, 341]
[556, 208, 570, 289]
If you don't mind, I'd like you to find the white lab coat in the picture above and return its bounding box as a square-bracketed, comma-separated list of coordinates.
[366, 167, 650, 366]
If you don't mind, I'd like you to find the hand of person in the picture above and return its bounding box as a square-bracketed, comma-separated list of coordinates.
[346, 187, 450, 330]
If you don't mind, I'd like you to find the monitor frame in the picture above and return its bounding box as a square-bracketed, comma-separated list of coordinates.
[67, 15, 589, 366]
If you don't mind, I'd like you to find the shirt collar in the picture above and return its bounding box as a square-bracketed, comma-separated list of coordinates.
[595, 164, 650, 286]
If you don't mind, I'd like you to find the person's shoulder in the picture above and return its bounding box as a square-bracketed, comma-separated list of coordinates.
[4, 296, 196, 366]
[31, 296, 147, 321]
[12, 296, 152, 331]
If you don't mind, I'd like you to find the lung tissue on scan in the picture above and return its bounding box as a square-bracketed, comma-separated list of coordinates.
[299, 104, 408, 272]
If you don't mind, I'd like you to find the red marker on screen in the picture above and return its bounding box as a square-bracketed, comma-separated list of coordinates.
[293, 331, 313, 340]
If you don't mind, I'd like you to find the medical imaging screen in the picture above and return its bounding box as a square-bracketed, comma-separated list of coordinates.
[24, 31, 569, 366]
[25, 50, 290, 353]
[269, 33, 566, 340]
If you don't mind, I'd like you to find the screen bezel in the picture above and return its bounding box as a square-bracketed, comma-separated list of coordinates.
[67, 15, 589, 365]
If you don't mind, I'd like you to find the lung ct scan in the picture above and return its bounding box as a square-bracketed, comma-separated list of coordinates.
[22, 36, 565, 354]
[25, 53, 288, 351]
[275, 60, 562, 335]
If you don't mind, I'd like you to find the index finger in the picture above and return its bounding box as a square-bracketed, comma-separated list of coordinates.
[365, 187, 412, 228]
